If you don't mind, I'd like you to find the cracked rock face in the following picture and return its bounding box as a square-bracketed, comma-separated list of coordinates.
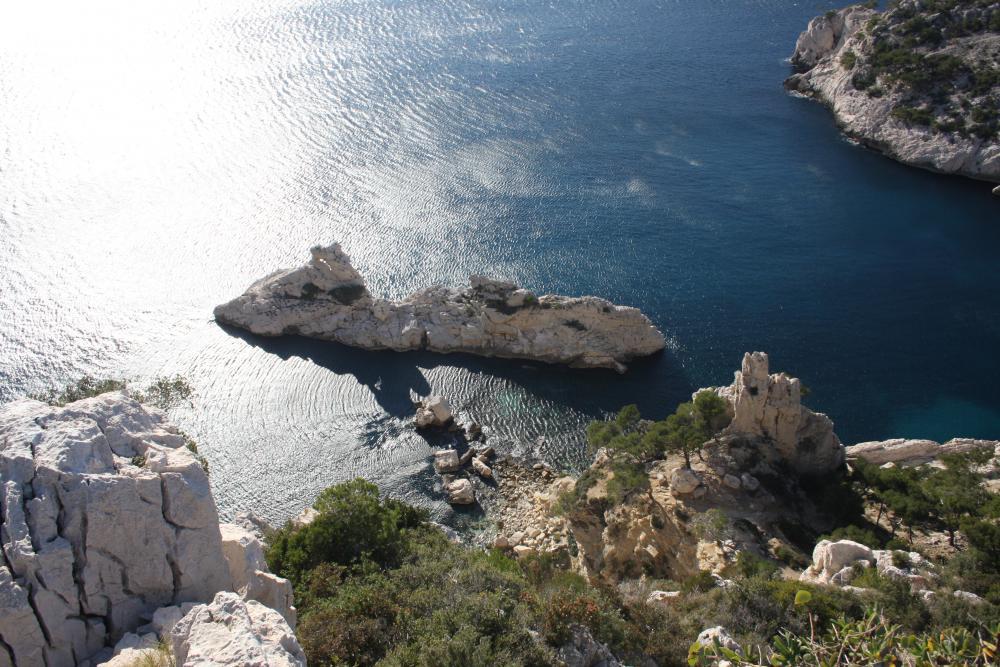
[214, 243, 666, 372]
[715, 352, 844, 475]
[785, 4, 1000, 182]
[0, 393, 232, 667]
[170, 591, 305, 667]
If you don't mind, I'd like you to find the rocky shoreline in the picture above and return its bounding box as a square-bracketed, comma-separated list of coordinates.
[2, 354, 998, 665]
[785, 1, 1000, 186]
[214, 244, 666, 373]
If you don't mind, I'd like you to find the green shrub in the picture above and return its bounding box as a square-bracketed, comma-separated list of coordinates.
[700, 611, 1000, 666]
[822, 524, 882, 549]
[267, 479, 427, 586]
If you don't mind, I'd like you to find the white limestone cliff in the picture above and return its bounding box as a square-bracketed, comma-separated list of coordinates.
[214, 243, 666, 373]
[846, 438, 999, 468]
[715, 352, 844, 475]
[0, 393, 300, 667]
[785, 4, 1000, 183]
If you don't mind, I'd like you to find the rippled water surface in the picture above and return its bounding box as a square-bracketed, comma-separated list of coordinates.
[2, 0, 998, 523]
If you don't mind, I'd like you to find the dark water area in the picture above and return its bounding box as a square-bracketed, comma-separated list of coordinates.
[1, 0, 998, 523]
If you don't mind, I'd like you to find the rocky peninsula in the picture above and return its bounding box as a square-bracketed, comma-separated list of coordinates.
[785, 1, 1000, 184]
[214, 244, 666, 373]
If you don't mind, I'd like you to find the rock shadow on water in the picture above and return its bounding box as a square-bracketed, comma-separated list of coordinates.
[219, 324, 691, 427]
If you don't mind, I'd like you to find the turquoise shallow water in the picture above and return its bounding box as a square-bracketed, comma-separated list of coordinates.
[1, 0, 998, 522]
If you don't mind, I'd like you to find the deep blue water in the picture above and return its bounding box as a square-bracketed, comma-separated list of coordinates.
[1, 0, 998, 522]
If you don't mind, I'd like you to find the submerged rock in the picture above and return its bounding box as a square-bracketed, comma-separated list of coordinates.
[444, 478, 476, 505]
[214, 243, 666, 372]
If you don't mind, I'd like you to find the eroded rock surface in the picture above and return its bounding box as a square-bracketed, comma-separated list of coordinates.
[0, 393, 299, 667]
[170, 592, 306, 667]
[846, 438, 999, 467]
[0, 393, 231, 666]
[214, 244, 666, 372]
[715, 352, 844, 475]
[785, 2, 1000, 182]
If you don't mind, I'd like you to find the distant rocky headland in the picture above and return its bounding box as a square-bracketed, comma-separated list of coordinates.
[214, 244, 666, 372]
[786, 0, 1000, 187]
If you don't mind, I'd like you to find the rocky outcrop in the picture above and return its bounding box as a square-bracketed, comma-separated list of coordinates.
[801, 539, 935, 591]
[785, 2, 1000, 183]
[219, 524, 296, 628]
[0, 393, 299, 666]
[414, 396, 454, 429]
[846, 438, 999, 467]
[554, 625, 622, 667]
[170, 592, 306, 667]
[715, 352, 844, 475]
[214, 244, 666, 372]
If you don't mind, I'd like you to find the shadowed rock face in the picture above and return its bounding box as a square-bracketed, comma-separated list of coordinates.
[715, 351, 844, 475]
[213, 244, 666, 372]
[785, 2, 1000, 183]
[0, 393, 232, 667]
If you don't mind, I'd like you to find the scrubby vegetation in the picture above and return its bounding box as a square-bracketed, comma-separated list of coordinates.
[32, 375, 209, 472]
[32, 374, 193, 409]
[268, 471, 1000, 666]
[847, 0, 1000, 138]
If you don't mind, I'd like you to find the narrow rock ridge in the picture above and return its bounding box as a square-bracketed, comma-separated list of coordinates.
[785, 2, 1000, 183]
[0, 393, 299, 667]
[213, 243, 666, 372]
[846, 437, 999, 468]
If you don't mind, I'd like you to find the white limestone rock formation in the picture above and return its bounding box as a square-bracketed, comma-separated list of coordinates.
[785, 3, 1000, 183]
[444, 478, 476, 505]
[714, 352, 844, 475]
[170, 591, 305, 667]
[214, 244, 666, 373]
[846, 438, 999, 468]
[0, 393, 299, 667]
[801, 539, 935, 591]
[0, 393, 232, 666]
[219, 524, 296, 628]
[415, 396, 454, 429]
